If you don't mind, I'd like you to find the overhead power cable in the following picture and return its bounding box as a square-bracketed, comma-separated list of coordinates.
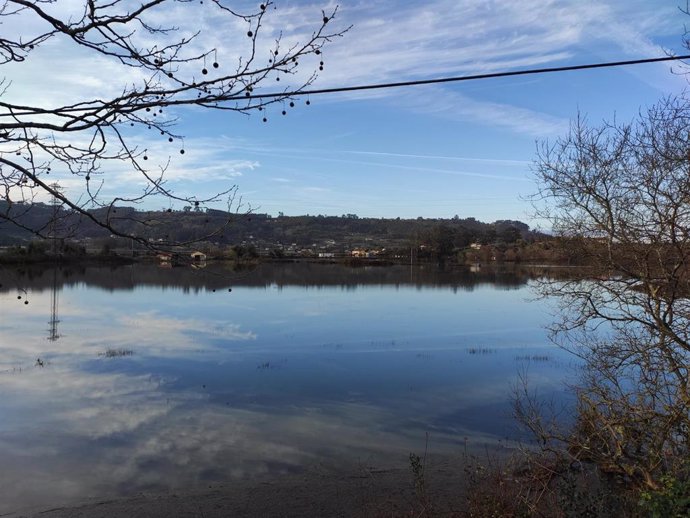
[238, 54, 690, 100]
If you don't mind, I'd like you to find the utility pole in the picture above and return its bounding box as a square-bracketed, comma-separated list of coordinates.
[47, 268, 60, 341]
[49, 182, 62, 256]
[47, 183, 62, 341]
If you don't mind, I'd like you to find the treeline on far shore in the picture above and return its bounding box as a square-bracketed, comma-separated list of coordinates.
[0, 235, 590, 268]
[0, 203, 602, 266]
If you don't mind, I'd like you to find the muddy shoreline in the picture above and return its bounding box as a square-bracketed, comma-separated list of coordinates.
[12, 455, 474, 517]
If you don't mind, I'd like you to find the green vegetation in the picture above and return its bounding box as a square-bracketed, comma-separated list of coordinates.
[639, 469, 690, 518]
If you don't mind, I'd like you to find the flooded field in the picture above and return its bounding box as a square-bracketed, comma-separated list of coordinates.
[0, 263, 575, 514]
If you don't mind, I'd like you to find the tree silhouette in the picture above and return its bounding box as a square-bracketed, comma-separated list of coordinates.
[0, 0, 346, 248]
[519, 94, 690, 492]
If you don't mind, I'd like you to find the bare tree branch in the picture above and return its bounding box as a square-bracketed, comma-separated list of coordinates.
[0, 0, 349, 249]
[524, 94, 690, 490]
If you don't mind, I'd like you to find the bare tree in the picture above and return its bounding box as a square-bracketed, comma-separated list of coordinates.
[0, 0, 346, 248]
[523, 94, 690, 491]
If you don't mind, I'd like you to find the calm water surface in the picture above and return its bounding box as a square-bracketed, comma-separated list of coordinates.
[0, 263, 574, 513]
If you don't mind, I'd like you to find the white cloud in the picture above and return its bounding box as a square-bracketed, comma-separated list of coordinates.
[392, 86, 566, 136]
[345, 150, 529, 165]
[6, 0, 681, 112]
[301, 185, 331, 193]
[316, 0, 676, 85]
[3, 133, 261, 209]
[1, 0, 686, 212]
[233, 147, 532, 182]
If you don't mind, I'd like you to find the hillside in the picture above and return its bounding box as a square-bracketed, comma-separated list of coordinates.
[0, 202, 571, 266]
[0, 202, 538, 250]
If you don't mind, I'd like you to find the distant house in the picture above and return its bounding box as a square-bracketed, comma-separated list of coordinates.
[351, 248, 379, 258]
[470, 243, 482, 250]
[318, 252, 335, 258]
[157, 252, 172, 264]
[190, 251, 207, 263]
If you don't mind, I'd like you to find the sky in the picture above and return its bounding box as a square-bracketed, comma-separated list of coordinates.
[5, 0, 690, 228]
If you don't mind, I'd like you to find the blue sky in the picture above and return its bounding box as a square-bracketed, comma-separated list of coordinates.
[8, 0, 690, 228]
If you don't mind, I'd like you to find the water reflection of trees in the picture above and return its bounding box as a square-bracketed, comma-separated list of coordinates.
[0, 262, 568, 293]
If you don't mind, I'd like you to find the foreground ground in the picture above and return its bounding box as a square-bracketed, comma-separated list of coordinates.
[8, 455, 472, 518]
